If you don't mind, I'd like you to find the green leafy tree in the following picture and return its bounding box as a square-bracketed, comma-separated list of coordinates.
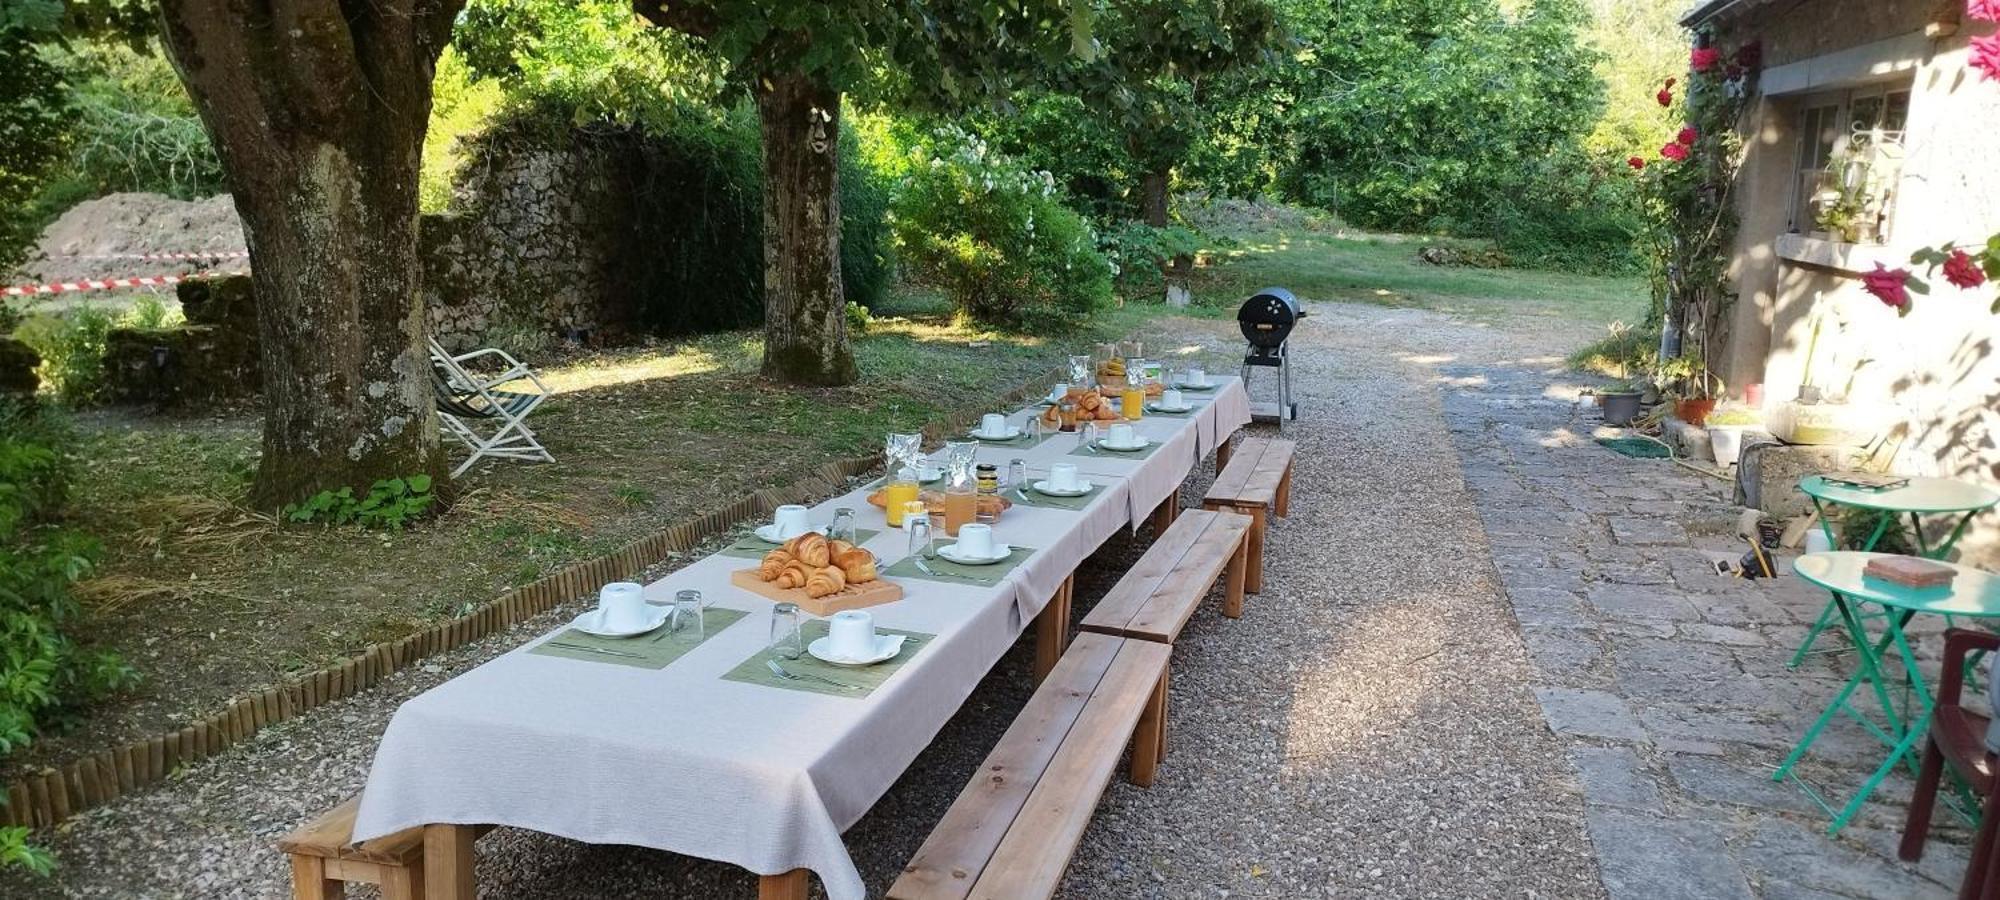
[0, 1, 72, 271]
[631, 0, 1086, 385]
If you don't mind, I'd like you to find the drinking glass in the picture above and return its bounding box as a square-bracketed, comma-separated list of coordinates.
[1007, 458, 1028, 490]
[670, 589, 706, 640]
[1025, 415, 1043, 444]
[904, 507, 934, 559]
[1077, 421, 1099, 449]
[769, 602, 804, 660]
[828, 507, 857, 544]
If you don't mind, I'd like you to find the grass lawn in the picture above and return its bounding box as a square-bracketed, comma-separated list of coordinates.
[10, 221, 1644, 781]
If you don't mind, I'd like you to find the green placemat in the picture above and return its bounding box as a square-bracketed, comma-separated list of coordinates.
[720, 529, 882, 560]
[1005, 482, 1106, 511]
[722, 619, 932, 698]
[529, 608, 749, 669]
[961, 428, 1059, 449]
[881, 545, 1036, 586]
[1068, 440, 1166, 460]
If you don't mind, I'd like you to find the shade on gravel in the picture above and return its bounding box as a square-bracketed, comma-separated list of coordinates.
[0, 305, 1604, 899]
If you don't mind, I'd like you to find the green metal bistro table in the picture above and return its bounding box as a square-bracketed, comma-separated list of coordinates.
[1775, 551, 2000, 833]
[1789, 475, 2000, 666]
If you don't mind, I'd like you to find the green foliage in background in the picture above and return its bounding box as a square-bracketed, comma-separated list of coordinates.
[59, 41, 225, 199]
[968, 93, 1139, 219]
[454, 0, 728, 127]
[884, 124, 1112, 333]
[0, 399, 137, 836]
[0, 2, 73, 272]
[1097, 220, 1205, 302]
[13, 307, 112, 405]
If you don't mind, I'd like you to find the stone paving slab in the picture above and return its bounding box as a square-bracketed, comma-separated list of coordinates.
[1439, 357, 1967, 900]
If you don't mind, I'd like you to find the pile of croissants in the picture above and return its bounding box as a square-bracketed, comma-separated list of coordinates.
[1040, 390, 1123, 430]
[758, 532, 877, 598]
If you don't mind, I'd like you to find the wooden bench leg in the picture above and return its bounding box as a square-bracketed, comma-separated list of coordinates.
[1223, 531, 1249, 618]
[760, 869, 811, 900]
[1215, 437, 1233, 473]
[1245, 506, 1267, 594]
[1275, 462, 1292, 518]
[424, 824, 477, 900]
[1130, 672, 1168, 788]
[1034, 575, 1074, 683]
[289, 856, 344, 900]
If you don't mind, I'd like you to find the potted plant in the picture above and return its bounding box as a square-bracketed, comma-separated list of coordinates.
[1659, 354, 1720, 426]
[1705, 406, 1760, 467]
[1598, 380, 1644, 426]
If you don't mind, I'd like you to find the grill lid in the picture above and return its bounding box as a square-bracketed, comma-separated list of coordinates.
[1238, 287, 1301, 349]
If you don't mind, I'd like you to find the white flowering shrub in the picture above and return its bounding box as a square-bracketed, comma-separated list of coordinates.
[887, 125, 1112, 333]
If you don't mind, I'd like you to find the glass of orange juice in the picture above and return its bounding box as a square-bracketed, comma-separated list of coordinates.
[883, 476, 919, 527]
[1122, 385, 1145, 420]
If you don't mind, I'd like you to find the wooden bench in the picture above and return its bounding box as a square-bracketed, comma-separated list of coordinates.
[888, 633, 1172, 900]
[1081, 508, 1252, 642]
[1202, 436, 1295, 594]
[277, 797, 492, 900]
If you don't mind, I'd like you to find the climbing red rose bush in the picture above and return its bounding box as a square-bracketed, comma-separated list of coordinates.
[1896, 1, 2000, 312]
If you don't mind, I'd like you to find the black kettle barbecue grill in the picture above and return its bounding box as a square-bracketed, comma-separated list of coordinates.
[1237, 287, 1304, 424]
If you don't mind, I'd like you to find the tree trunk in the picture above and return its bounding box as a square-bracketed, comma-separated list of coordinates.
[1140, 170, 1171, 227]
[158, 1, 458, 508]
[755, 73, 856, 386]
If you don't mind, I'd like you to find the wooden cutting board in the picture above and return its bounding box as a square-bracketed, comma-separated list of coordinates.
[730, 569, 904, 617]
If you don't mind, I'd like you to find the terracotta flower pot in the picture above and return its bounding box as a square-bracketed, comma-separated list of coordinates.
[1676, 398, 1718, 426]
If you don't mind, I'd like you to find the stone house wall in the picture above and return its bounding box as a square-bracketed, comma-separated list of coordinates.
[1702, 0, 2000, 564]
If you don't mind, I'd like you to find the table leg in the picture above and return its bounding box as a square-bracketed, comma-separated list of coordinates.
[1828, 618, 1938, 833]
[1776, 599, 1904, 780]
[759, 869, 811, 900]
[423, 824, 477, 900]
[1033, 575, 1073, 683]
[1215, 438, 1232, 473]
[1791, 498, 1894, 666]
[289, 856, 343, 900]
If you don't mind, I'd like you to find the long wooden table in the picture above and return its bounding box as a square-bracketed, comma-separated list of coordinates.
[354, 380, 1251, 899]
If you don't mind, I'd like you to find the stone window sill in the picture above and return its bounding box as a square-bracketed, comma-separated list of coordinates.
[1775, 233, 1902, 275]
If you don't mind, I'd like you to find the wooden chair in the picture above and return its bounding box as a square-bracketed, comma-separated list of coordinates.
[1899, 629, 2000, 900]
[888, 633, 1171, 900]
[278, 796, 492, 900]
[1201, 436, 1295, 594]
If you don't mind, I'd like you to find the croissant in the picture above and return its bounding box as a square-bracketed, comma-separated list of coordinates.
[1078, 392, 1103, 412]
[758, 549, 794, 581]
[829, 539, 856, 558]
[788, 532, 831, 567]
[806, 565, 847, 598]
[1040, 404, 1062, 427]
[778, 561, 813, 589]
[1096, 407, 1121, 421]
[833, 547, 876, 584]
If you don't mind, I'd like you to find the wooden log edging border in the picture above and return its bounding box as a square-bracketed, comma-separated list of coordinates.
[0, 359, 1075, 830]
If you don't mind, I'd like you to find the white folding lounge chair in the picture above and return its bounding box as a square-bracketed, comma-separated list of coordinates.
[428, 338, 554, 478]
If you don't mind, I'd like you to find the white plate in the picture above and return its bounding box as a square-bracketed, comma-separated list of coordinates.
[1098, 437, 1150, 452]
[570, 606, 671, 639]
[1146, 402, 1194, 414]
[756, 524, 822, 543]
[1175, 379, 1218, 391]
[938, 542, 1013, 565]
[970, 426, 1023, 441]
[1032, 479, 1093, 497]
[808, 635, 905, 667]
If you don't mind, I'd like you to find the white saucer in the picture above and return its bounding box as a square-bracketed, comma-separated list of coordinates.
[1146, 402, 1193, 414]
[1175, 380, 1217, 391]
[570, 606, 671, 638]
[756, 524, 822, 543]
[1032, 479, 1093, 497]
[970, 426, 1023, 441]
[808, 634, 905, 667]
[1098, 437, 1150, 452]
[938, 542, 1013, 565]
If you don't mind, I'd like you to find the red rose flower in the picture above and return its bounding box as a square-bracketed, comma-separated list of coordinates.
[1661, 142, 1690, 162]
[1970, 0, 2000, 22]
[1657, 89, 1674, 107]
[1734, 41, 1763, 70]
[1628, 156, 1646, 170]
[1677, 126, 1699, 146]
[1691, 47, 1723, 72]
[1944, 249, 1988, 289]
[1974, 33, 2000, 82]
[1862, 264, 1913, 309]
[1725, 64, 1745, 80]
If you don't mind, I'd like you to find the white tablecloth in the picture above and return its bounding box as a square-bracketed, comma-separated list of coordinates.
[352, 378, 1249, 900]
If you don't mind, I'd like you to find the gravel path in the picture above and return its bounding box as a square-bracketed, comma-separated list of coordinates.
[0, 303, 1604, 898]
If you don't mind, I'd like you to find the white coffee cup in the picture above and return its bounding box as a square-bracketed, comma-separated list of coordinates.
[1049, 462, 1081, 492]
[1108, 423, 1136, 447]
[772, 504, 812, 540]
[1163, 389, 1184, 408]
[1187, 367, 1208, 386]
[955, 523, 997, 560]
[980, 413, 1008, 437]
[828, 610, 877, 660]
[598, 582, 650, 631]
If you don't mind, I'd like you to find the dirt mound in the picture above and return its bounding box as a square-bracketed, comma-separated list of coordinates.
[11, 192, 245, 286]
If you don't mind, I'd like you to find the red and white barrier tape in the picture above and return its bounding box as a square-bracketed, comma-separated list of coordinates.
[4, 269, 250, 298]
[51, 250, 249, 261]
